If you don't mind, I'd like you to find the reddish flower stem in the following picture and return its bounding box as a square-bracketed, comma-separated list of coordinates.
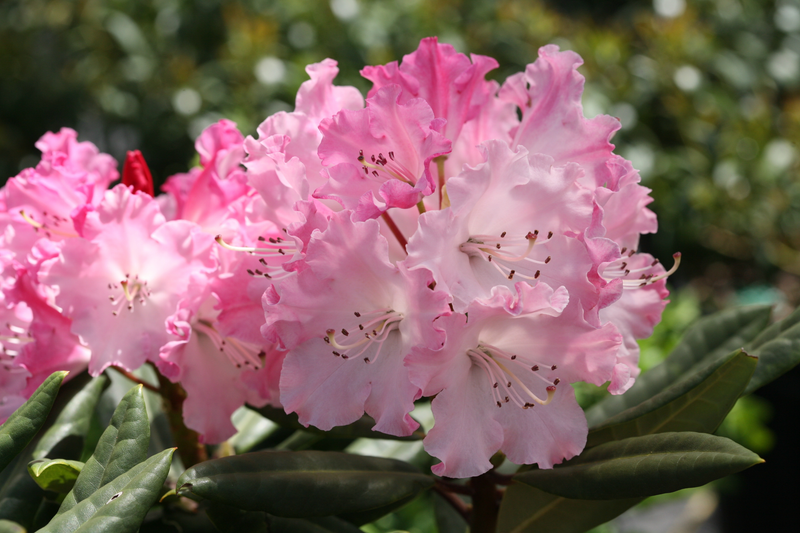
[381, 211, 408, 251]
[434, 481, 472, 523]
[110, 365, 160, 393]
[437, 478, 474, 495]
[153, 366, 208, 468]
[470, 472, 500, 533]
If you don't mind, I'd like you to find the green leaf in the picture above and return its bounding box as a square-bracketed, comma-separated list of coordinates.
[33, 376, 108, 461]
[27, 459, 84, 494]
[205, 503, 269, 533]
[586, 305, 770, 428]
[0, 457, 43, 530]
[497, 483, 641, 533]
[587, 350, 757, 447]
[433, 492, 468, 533]
[0, 371, 68, 473]
[255, 405, 423, 441]
[177, 450, 434, 518]
[268, 516, 363, 533]
[58, 384, 149, 514]
[744, 306, 800, 394]
[204, 504, 363, 533]
[37, 447, 174, 533]
[514, 432, 762, 500]
[0, 519, 26, 533]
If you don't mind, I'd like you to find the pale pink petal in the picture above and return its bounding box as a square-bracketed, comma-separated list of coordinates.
[504, 46, 621, 189]
[296, 59, 364, 125]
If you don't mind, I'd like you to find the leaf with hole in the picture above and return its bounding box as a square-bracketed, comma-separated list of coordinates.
[57, 384, 149, 514]
[37, 447, 174, 533]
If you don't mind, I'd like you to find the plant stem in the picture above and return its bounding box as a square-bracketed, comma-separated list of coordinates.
[154, 369, 208, 468]
[109, 365, 160, 393]
[381, 211, 408, 251]
[433, 482, 471, 522]
[470, 472, 500, 533]
[435, 155, 447, 209]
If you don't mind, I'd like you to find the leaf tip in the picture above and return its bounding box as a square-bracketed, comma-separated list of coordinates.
[741, 349, 758, 360]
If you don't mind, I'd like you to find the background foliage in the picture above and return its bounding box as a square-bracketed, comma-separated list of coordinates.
[1, 0, 799, 532]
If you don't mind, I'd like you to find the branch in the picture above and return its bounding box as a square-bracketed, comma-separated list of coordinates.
[109, 365, 160, 393]
[380, 211, 408, 251]
[433, 481, 471, 523]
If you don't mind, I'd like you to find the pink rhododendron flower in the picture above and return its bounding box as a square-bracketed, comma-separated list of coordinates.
[40, 185, 216, 374]
[316, 85, 451, 220]
[407, 283, 621, 478]
[0, 40, 675, 481]
[158, 293, 278, 443]
[362, 37, 499, 145]
[162, 120, 250, 233]
[407, 140, 595, 312]
[263, 211, 450, 436]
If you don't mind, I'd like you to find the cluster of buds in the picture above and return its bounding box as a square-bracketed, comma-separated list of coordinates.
[0, 38, 675, 478]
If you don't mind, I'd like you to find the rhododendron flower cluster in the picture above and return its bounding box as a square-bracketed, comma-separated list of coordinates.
[0, 38, 675, 478]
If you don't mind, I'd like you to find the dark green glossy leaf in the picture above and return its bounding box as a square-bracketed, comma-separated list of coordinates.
[205, 503, 268, 533]
[497, 483, 641, 533]
[58, 384, 149, 514]
[268, 516, 363, 533]
[336, 492, 422, 526]
[27, 459, 83, 494]
[255, 405, 424, 441]
[0, 371, 68, 473]
[744, 306, 800, 394]
[0, 519, 25, 533]
[514, 432, 762, 500]
[37, 448, 174, 533]
[587, 350, 757, 447]
[33, 376, 108, 461]
[177, 450, 434, 518]
[0, 456, 43, 530]
[433, 492, 468, 533]
[586, 305, 770, 428]
[205, 503, 364, 533]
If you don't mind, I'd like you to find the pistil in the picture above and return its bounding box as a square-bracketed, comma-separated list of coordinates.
[324, 309, 404, 364]
[467, 344, 559, 409]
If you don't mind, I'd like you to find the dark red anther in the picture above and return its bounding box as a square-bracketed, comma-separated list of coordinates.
[122, 150, 155, 196]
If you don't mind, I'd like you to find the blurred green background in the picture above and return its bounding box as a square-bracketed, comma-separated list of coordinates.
[1, 0, 798, 532]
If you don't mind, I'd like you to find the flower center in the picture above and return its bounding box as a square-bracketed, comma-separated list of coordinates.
[357, 149, 417, 186]
[215, 234, 298, 280]
[19, 209, 78, 238]
[467, 343, 560, 409]
[191, 320, 264, 370]
[323, 308, 404, 364]
[601, 251, 681, 289]
[107, 274, 150, 316]
[459, 230, 554, 281]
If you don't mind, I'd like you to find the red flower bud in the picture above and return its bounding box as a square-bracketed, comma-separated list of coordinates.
[122, 150, 154, 197]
